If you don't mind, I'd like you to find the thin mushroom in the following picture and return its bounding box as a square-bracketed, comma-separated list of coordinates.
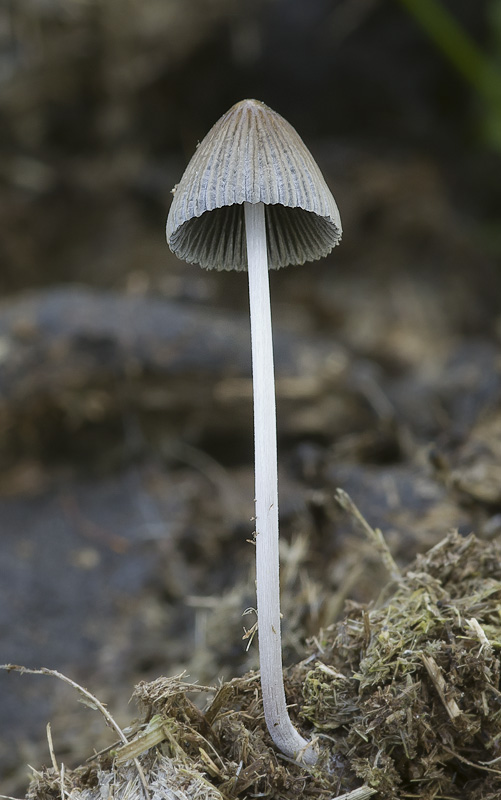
[166, 99, 341, 765]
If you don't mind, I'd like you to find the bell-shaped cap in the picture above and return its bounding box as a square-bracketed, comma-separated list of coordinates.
[166, 99, 342, 271]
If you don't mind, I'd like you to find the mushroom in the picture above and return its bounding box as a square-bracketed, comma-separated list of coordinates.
[166, 99, 341, 765]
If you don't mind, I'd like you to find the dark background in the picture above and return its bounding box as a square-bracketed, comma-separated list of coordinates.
[1, 0, 500, 795]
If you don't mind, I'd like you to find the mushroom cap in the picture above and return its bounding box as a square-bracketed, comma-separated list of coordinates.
[166, 99, 342, 271]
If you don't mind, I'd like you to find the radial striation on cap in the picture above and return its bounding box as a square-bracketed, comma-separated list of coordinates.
[166, 99, 342, 271]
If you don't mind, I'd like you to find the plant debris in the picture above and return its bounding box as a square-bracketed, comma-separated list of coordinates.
[302, 530, 501, 799]
[5, 528, 501, 800]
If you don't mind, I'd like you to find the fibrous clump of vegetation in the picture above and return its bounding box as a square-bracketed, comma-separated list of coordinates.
[19, 529, 501, 800]
[301, 530, 501, 799]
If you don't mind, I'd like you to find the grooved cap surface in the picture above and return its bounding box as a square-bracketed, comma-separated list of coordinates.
[166, 99, 342, 270]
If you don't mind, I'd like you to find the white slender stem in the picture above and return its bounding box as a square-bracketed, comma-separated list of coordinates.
[244, 201, 317, 766]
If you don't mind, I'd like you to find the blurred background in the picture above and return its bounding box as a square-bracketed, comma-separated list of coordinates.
[1, 0, 500, 794]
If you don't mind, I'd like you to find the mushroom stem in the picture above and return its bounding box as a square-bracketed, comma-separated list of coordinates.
[244, 201, 317, 766]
